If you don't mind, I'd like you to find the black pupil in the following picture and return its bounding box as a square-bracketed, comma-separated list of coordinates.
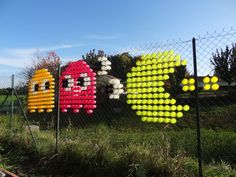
[94, 61, 102, 70]
[106, 84, 113, 94]
[45, 82, 50, 90]
[62, 79, 69, 88]
[77, 78, 84, 86]
[34, 84, 39, 91]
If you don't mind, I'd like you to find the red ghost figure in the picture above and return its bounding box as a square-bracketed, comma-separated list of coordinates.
[60, 60, 96, 114]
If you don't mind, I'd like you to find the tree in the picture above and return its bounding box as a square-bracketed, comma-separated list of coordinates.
[21, 50, 60, 84]
[109, 53, 138, 81]
[211, 44, 236, 86]
[82, 49, 105, 71]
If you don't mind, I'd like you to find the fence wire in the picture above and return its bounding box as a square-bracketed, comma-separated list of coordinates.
[0, 28, 236, 169]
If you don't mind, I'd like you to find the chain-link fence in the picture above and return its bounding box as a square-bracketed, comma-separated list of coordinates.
[0, 28, 236, 176]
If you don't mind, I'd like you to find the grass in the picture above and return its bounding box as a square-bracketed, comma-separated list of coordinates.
[0, 98, 236, 176]
[0, 116, 236, 177]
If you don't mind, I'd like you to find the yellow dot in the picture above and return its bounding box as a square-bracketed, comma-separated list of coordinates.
[164, 93, 170, 98]
[127, 100, 132, 104]
[164, 111, 170, 117]
[183, 105, 190, 111]
[189, 85, 195, 91]
[147, 111, 152, 116]
[165, 99, 170, 104]
[177, 112, 183, 118]
[169, 68, 175, 73]
[203, 84, 211, 90]
[189, 78, 195, 84]
[157, 70, 163, 75]
[182, 85, 189, 92]
[132, 105, 137, 110]
[136, 111, 142, 116]
[159, 111, 164, 116]
[146, 65, 151, 70]
[181, 59, 187, 65]
[211, 76, 218, 83]
[163, 63, 168, 68]
[152, 111, 158, 116]
[152, 118, 158, 123]
[203, 77, 210, 83]
[177, 105, 183, 111]
[182, 78, 188, 85]
[168, 50, 174, 56]
[141, 117, 147, 122]
[164, 105, 170, 111]
[153, 99, 158, 104]
[170, 112, 176, 117]
[171, 105, 177, 111]
[175, 55, 181, 60]
[147, 117, 153, 122]
[158, 118, 164, 123]
[163, 69, 169, 74]
[126, 73, 131, 77]
[170, 118, 177, 124]
[175, 61, 181, 66]
[212, 84, 219, 90]
[159, 87, 165, 92]
[164, 118, 170, 123]
[153, 105, 158, 110]
[169, 62, 175, 67]
[163, 75, 169, 80]
[170, 99, 176, 104]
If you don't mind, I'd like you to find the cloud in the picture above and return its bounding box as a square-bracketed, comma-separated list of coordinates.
[84, 34, 124, 40]
[0, 43, 85, 68]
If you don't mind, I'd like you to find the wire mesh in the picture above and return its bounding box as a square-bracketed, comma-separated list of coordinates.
[0, 28, 235, 166]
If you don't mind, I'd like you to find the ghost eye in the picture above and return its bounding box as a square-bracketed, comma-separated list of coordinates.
[77, 78, 85, 86]
[94, 61, 102, 70]
[34, 84, 39, 91]
[106, 84, 113, 94]
[62, 79, 69, 88]
[45, 82, 50, 90]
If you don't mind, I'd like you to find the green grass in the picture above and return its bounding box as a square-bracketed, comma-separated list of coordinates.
[0, 116, 236, 177]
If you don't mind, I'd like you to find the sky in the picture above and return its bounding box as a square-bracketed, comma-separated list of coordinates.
[0, 0, 236, 83]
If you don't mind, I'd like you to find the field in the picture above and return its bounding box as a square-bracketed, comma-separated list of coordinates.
[0, 92, 236, 176]
[0, 113, 236, 177]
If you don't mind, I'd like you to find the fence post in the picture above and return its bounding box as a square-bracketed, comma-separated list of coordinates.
[56, 63, 61, 153]
[10, 74, 15, 131]
[192, 38, 203, 177]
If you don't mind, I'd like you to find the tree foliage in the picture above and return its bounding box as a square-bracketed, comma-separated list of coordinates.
[108, 53, 138, 81]
[211, 44, 236, 86]
[21, 50, 60, 84]
[82, 49, 105, 71]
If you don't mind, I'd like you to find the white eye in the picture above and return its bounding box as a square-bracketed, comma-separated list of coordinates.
[102, 71, 107, 75]
[101, 66, 106, 71]
[97, 57, 103, 62]
[95, 56, 111, 75]
[107, 78, 124, 99]
[62, 75, 74, 91]
[77, 73, 91, 91]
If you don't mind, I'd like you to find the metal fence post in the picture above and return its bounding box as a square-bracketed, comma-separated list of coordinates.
[10, 74, 15, 131]
[56, 63, 61, 153]
[192, 38, 203, 177]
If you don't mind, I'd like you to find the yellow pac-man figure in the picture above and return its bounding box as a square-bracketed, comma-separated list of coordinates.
[28, 69, 55, 113]
[126, 51, 189, 124]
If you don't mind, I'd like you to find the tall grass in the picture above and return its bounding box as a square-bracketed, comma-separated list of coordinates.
[0, 119, 236, 177]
